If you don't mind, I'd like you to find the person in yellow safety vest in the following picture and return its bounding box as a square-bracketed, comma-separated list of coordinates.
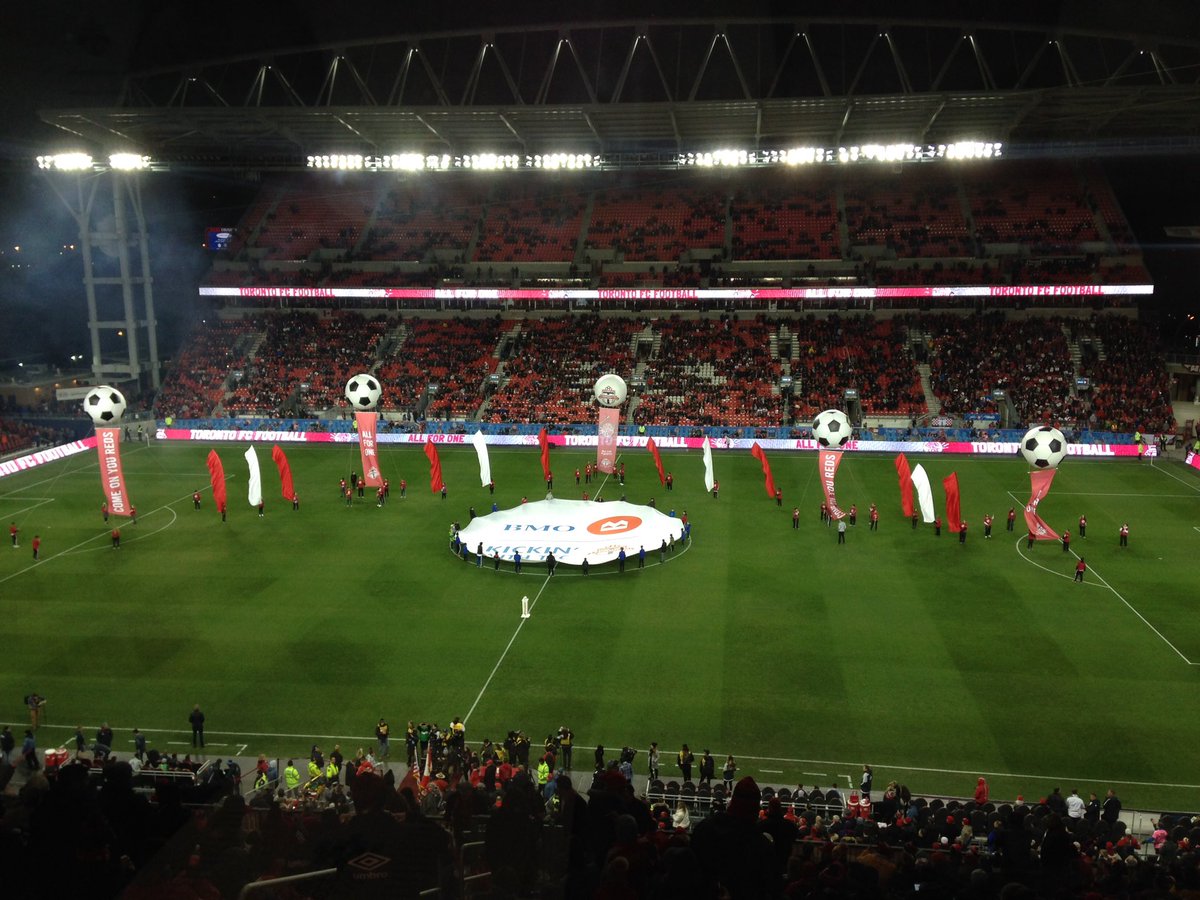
[537, 756, 550, 787]
[284, 760, 300, 795]
[255, 770, 270, 792]
[307, 758, 322, 784]
[325, 760, 339, 785]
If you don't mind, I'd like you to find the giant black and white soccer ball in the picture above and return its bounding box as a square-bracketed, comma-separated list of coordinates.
[594, 373, 628, 408]
[812, 409, 852, 448]
[1020, 425, 1067, 469]
[83, 385, 127, 425]
[345, 373, 382, 409]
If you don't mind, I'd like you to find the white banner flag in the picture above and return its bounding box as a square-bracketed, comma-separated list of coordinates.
[910, 463, 936, 523]
[472, 429, 492, 487]
[245, 446, 263, 506]
[701, 437, 715, 492]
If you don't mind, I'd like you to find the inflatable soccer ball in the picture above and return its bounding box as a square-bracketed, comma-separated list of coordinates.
[812, 409, 852, 448]
[594, 373, 628, 408]
[83, 385, 127, 425]
[1020, 425, 1067, 469]
[345, 373, 382, 410]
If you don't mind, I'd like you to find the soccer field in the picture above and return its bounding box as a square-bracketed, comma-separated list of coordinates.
[2, 440, 1198, 809]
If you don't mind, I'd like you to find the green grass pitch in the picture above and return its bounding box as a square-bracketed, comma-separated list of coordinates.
[2, 440, 1198, 810]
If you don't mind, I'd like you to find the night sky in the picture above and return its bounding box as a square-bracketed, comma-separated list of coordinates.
[0, 1, 1197, 368]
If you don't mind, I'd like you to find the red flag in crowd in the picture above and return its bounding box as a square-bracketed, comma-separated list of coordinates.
[207, 450, 226, 513]
[424, 439, 444, 493]
[895, 453, 914, 517]
[646, 437, 666, 485]
[271, 445, 295, 501]
[943, 472, 962, 532]
[538, 428, 552, 481]
[749, 441, 777, 498]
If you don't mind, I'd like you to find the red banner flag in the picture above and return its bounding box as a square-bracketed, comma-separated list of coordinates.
[95, 427, 133, 517]
[271, 445, 295, 501]
[355, 411, 383, 487]
[943, 472, 962, 532]
[646, 437, 666, 485]
[1024, 468, 1060, 540]
[750, 441, 777, 498]
[596, 407, 619, 475]
[424, 439, 444, 493]
[818, 448, 846, 519]
[538, 427, 552, 481]
[895, 453, 914, 517]
[206, 449, 226, 514]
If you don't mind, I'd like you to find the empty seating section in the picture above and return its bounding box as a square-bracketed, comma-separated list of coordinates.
[487, 317, 642, 424]
[844, 173, 969, 257]
[360, 181, 484, 260]
[205, 166, 1144, 300]
[1077, 317, 1175, 433]
[156, 318, 263, 418]
[730, 180, 840, 259]
[475, 183, 587, 262]
[791, 317, 924, 417]
[924, 314, 1078, 425]
[251, 185, 375, 260]
[376, 318, 504, 414]
[964, 163, 1101, 249]
[224, 312, 386, 415]
[634, 317, 782, 427]
[587, 182, 725, 261]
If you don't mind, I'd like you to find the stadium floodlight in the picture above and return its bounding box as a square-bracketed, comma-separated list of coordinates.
[530, 153, 595, 169]
[108, 153, 151, 170]
[37, 152, 94, 171]
[305, 154, 365, 169]
[783, 147, 821, 165]
[462, 153, 520, 170]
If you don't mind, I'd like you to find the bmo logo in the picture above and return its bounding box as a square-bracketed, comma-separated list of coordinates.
[587, 515, 642, 535]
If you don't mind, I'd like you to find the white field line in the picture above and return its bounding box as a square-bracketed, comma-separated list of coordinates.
[462, 575, 554, 725]
[1150, 457, 1200, 493]
[1007, 491, 1195, 666]
[0, 489, 197, 585]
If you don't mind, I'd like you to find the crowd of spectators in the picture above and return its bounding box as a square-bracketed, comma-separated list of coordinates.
[844, 173, 969, 257]
[476, 183, 588, 262]
[586, 183, 726, 261]
[359, 181, 485, 261]
[964, 163, 1102, 252]
[155, 318, 262, 419]
[633, 316, 784, 428]
[790, 316, 925, 418]
[1077, 316, 1176, 434]
[730, 182, 840, 260]
[923, 314, 1079, 426]
[7, 720, 1196, 900]
[222, 312, 387, 415]
[0, 417, 72, 456]
[487, 316, 643, 424]
[376, 316, 505, 416]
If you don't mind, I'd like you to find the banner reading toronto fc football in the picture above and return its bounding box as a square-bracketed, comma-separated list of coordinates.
[1024, 468, 1060, 540]
[596, 407, 620, 475]
[818, 449, 846, 519]
[95, 427, 133, 518]
[354, 411, 383, 488]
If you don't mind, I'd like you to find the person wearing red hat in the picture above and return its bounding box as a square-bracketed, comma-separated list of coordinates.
[974, 777, 989, 805]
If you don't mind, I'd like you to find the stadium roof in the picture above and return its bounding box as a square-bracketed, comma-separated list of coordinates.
[38, 17, 1200, 168]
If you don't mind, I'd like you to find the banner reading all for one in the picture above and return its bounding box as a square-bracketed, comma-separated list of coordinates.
[95, 426, 133, 517]
[355, 411, 383, 487]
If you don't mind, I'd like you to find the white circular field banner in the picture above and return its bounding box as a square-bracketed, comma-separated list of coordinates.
[455, 499, 685, 565]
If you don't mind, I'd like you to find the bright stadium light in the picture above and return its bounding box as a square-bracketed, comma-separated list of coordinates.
[37, 153, 94, 171]
[108, 153, 151, 170]
[530, 153, 595, 169]
[305, 154, 365, 170]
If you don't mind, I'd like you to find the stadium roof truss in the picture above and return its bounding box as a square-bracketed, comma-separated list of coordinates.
[39, 18, 1200, 167]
